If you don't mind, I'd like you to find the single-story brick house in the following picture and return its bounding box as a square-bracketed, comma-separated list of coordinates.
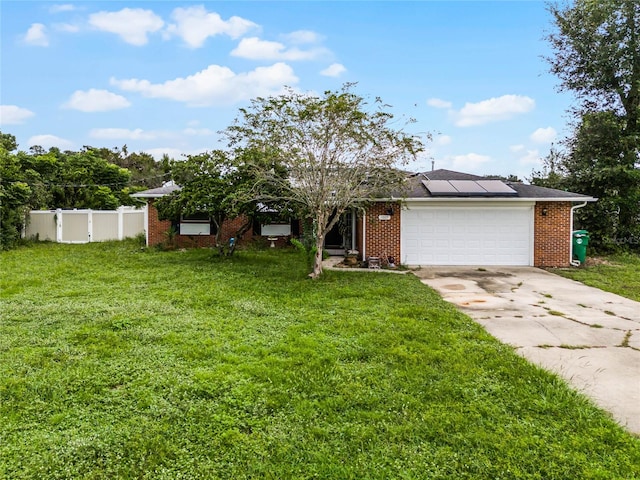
[132, 169, 596, 267]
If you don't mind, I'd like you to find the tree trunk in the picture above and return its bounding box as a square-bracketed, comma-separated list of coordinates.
[213, 218, 224, 256]
[310, 234, 324, 279]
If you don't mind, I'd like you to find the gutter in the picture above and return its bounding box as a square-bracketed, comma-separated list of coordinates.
[390, 196, 596, 203]
[570, 201, 588, 267]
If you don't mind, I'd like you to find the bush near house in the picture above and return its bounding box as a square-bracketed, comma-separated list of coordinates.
[1, 241, 639, 479]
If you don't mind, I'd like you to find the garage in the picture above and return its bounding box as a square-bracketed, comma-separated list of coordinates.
[401, 202, 534, 266]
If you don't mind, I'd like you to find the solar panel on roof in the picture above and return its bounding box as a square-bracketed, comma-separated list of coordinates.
[449, 180, 487, 194]
[423, 179, 459, 194]
[476, 180, 517, 195]
[423, 178, 519, 197]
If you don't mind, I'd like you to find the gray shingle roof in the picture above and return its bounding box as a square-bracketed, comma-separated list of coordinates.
[398, 170, 595, 201]
[423, 169, 483, 181]
[507, 183, 593, 200]
[131, 184, 181, 198]
[131, 170, 596, 202]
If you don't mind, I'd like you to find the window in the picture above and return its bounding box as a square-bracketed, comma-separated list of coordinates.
[253, 215, 294, 236]
[180, 212, 214, 236]
[260, 223, 292, 236]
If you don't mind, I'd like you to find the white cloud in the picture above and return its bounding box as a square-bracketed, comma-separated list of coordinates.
[111, 62, 298, 107]
[455, 95, 535, 127]
[320, 63, 346, 77]
[283, 30, 322, 44]
[165, 6, 258, 48]
[0, 105, 35, 125]
[54, 23, 81, 33]
[24, 23, 49, 46]
[49, 4, 75, 13]
[28, 134, 74, 150]
[434, 134, 452, 146]
[63, 89, 131, 112]
[145, 148, 186, 160]
[530, 126, 557, 144]
[510, 144, 525, 152]
[427, 98, 452, 109]
[89, 8, 164, 46]
[89, 128, 164, 141]
[183, 127, 215, 136]
[451, 153, 491, 171]
[231, 37, 327, 61]
[519, 149, 541, 166]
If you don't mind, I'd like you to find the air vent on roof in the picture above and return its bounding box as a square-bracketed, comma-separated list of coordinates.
[423, 179, 517, 197]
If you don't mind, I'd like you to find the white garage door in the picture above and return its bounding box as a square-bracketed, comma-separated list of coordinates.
[401, 204, 534, 266]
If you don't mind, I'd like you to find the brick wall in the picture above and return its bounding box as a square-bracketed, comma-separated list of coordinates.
[360, 202, 401, 263]
[148, 198, 573, 267]
[534, 202, 572, 267]
[147, 199, 173, 247]
[146, 200, 253, 248]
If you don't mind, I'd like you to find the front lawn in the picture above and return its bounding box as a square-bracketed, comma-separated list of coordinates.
[1, 241, 639, 479]
[552, 252, 640, 302]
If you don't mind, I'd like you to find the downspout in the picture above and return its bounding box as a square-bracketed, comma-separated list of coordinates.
[362, 211, 366, 261]
[351, 208, 356, 251]
[570, 201, 587, 267]
[143, 201, 149, 246]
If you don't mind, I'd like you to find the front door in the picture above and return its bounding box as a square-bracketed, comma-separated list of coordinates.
[324, 211, 353, 255]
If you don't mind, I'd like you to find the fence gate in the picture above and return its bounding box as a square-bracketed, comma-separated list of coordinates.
[25, 207, 145, 244]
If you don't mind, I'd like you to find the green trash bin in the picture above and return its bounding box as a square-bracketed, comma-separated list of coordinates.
[572, 230, 589, 264]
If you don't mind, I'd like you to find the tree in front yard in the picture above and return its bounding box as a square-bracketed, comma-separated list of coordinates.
[224, 84, 426, 278]
[155, 149, 281, 255]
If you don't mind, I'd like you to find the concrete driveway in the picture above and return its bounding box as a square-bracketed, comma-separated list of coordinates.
[415, 266, 640, 435]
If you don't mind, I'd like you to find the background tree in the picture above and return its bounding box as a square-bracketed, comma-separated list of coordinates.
[547, 0, 639, 133]
[0, 134, 32, 249]
[537, 0, 640, 250]
[0, 132, 155, 248]
[47, 149, 132, 210]
[88, 145, 169, 190]
[530, 144, 566, 190]
[225, 85, 425, 278]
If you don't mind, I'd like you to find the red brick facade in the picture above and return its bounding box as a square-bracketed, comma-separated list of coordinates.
[533, 202, 572, 268]
[353, 200, 573, 268]
[147, 199, 173, 247]
[147, 198, 573, 267]
[146, 199, 253, 248]
[356, 202, 402, 263]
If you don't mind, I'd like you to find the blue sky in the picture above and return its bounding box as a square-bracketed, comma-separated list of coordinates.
[1, 1, 574, 180]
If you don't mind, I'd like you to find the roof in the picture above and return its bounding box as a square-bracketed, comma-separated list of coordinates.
[398, 169, 596, 202]
[507, 183, 594, 200]
[131, 169, 597, 203]
[131, 184, 181, 198]
[423, 169, 483, 181]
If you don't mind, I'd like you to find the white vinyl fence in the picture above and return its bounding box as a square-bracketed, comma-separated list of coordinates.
[24, 207, 145, 244]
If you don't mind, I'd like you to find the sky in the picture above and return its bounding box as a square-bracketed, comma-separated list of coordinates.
[1, 1, 576, 181]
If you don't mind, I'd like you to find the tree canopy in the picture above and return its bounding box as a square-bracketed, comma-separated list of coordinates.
[546, 0, 639, 134]
[0, 132, 170, 249]
[154, 149, 278, 255]
[225, 85, 425, 277]
[536, 0, 640, 250]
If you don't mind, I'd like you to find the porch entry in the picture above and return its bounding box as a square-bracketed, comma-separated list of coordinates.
[324, 210, 356, 255]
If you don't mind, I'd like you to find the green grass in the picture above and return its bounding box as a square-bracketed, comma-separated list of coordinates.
[552, 253, 640, 302]
[1, 241, 639, 479]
